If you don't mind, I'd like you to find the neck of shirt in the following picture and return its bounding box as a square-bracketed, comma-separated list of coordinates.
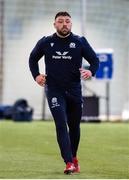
[56, 32, 71, 39]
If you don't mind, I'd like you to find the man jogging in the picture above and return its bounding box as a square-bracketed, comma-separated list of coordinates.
[29, 11, 99, 174]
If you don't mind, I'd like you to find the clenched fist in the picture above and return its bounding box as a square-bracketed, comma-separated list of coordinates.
[35, 74, 47, 87]
[79, 68, 92, 80]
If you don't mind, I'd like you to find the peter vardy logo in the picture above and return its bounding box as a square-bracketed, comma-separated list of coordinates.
[56, 51, 68, 56]
[52, 51, 72, 60]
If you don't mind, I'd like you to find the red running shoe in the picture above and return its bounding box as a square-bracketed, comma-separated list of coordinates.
[64, 162, 75, 174]
[73, 157, 80, 173]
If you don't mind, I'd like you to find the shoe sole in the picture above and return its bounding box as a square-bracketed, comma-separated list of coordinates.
[64, 169, 74, 174]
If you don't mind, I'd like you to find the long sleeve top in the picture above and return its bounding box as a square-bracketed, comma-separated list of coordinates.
[29, 32, 99, 88]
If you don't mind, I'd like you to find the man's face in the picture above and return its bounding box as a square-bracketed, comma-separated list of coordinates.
[54, 16, 72, 37]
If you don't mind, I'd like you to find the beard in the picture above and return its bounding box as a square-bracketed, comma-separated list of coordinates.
[57, 27, 71, 37]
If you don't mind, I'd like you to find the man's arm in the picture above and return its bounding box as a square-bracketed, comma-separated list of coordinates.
[29, 38, 45, 80]
[81, 37, 99, 77]
[29, 37, 46, 86]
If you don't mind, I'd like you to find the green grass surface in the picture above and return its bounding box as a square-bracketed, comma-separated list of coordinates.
[0, 120, 129, 179]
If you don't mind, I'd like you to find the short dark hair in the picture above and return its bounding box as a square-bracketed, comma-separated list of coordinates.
[55, 11, 71, 20]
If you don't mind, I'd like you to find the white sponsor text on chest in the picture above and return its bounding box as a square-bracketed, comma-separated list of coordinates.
[52, 51, 72, 60]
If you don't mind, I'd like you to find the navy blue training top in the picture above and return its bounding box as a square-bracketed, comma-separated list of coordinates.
[29, 32, 99, 88]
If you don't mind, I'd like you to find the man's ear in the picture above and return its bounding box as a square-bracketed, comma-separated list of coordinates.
[53, 22, 56, 28]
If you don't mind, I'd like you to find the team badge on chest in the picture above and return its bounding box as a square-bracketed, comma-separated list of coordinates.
[69, 42, 76, 48]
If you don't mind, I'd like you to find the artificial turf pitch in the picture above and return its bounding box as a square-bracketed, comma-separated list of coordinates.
[0, 120, 129, 179]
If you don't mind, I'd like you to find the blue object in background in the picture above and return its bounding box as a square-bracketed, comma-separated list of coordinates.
[0, 105, 12, 119]
[95, 49, 113, 79]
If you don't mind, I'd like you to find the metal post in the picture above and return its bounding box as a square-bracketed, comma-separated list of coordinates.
[0, 0, 4, 104]
[80, 0, 87, 36]
[80, 0, 87, 95]
[106, 81, 110, 121]
[127, 21, 129, 102]
[42, 88, 46, 120]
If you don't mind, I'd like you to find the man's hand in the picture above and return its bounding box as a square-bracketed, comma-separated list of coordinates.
[35, 74, 47, 87]
[79, 68, 92, 80]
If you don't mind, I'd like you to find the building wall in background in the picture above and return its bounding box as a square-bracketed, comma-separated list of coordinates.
[85, 0, 129, 119]
[1, 0, 129, 120]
